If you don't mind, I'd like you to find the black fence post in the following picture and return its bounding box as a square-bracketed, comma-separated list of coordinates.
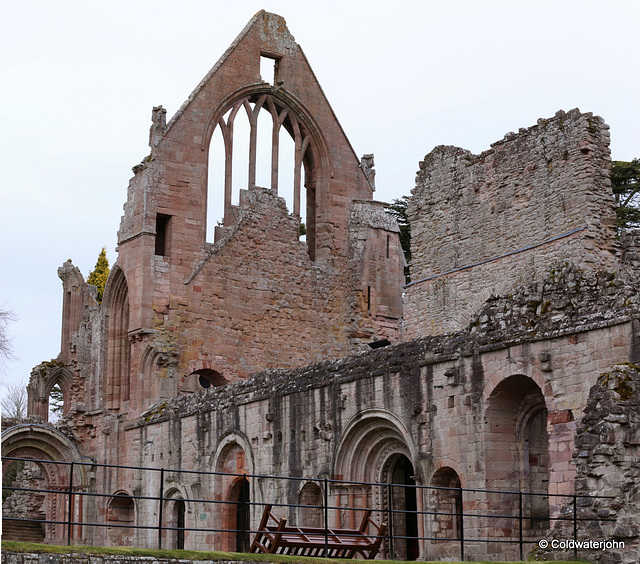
[387, 482, 394, 559]
[67, 461, 74, 546]
[158, 468, 165, 550]
[518, 491, 523, 561]
[323, 477, 329, 557]
[573, 494, 578, 561]
[458, 486, 464, 562]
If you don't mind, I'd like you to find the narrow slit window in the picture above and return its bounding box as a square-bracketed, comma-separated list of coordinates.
[155, 214, 171, 257]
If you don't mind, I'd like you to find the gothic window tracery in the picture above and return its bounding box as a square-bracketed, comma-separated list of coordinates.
[207, 93, 316, 258]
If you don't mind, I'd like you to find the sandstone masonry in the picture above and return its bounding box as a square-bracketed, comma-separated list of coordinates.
[3, 10, 640, 564]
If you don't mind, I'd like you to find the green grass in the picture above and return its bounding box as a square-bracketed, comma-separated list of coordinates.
[1, 541, 590, 564]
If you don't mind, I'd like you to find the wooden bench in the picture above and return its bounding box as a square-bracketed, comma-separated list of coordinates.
[250, 504, 387, 559]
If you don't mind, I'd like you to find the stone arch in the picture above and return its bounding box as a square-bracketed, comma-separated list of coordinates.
[211, 433, 255, 552]
[1, 424, 89, 544]
[482, 364, 552, 407]
[163, 487, 189, 550]
[27, 365, 74, 422]
[484, 374, 550, 538]
[298, 481, 323, 528]
[203, 86, 331, 260]
[102, 265, 131, 409]
[192, 368, 228, 390]
[140, 340, 179, 399]
[429, 466, 462, 541]
[334, 409, 419, 482]
[107, 490, 136, 546]
[333, 410, 422, 559]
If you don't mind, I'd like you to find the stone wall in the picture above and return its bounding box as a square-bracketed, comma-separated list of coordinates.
[47, 263, 637, 560]
[405, 109, 618, 337]
[104, 10, 404, 418]
[543, 364, 640, 564]
[1, 552, 254, 564]
[21, 11, 404, 429]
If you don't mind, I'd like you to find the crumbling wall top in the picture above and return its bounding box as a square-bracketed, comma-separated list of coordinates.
[409, 109, 616, 280]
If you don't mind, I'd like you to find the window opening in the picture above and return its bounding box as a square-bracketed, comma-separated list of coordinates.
[155, 214, 171, 257]
[278, 125, 295, 211]
[255, 110, 273, 189]
[193, 369, 226, 389]
[231, 107, 251, 204]
[207, 126, 226, 242]
[48, 383, 64, 423]
[206, 94, 316, 257]
[260, 55, 277, 85]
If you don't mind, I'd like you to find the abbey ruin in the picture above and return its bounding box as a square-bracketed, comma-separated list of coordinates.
[3, 11, 640, 563]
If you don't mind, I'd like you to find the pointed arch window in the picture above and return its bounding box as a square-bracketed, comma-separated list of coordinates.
[105, 267, 131, 409]
[207, 92, 316, 259]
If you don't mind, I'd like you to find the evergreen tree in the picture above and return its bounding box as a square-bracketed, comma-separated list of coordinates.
[385, 196, 411, 283]
[87, 247, 110, 304]
[612, 158, 640, 229]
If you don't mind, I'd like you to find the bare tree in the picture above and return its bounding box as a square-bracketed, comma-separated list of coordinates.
[0, 306, 17, 378]
[1, 381, 27, 419]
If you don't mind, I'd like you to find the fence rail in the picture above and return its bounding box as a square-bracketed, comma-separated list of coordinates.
[2, 455, 613, 561]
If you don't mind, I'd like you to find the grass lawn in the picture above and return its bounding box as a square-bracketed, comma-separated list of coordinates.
[1, 540, 589, 564]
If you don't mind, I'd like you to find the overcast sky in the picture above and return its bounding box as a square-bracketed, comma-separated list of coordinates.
[1, 0, 639, 401]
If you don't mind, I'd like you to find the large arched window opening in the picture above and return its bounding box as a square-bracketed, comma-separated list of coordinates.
[41, 367, 73, 423]
[206, 92, 315, 258]
[104, 267, 131, 410]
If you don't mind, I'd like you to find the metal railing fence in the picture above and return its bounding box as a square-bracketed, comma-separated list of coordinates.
[2, 455, 613, 561]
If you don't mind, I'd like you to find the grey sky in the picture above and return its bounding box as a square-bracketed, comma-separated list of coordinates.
[1, 0, 638, 399]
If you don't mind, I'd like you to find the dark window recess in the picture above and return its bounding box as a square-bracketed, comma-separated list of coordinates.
[194, 369, 226, 389]
[155, 214, 171, 256]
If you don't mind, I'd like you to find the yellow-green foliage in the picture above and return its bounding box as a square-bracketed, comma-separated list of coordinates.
[87, 247, 110, 304]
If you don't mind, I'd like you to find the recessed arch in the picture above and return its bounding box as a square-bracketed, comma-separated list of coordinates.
[484, 374, 550, 537]
[102, 265, 131, 409]
[163, 487, 189, 550]
[298, 481, 323, 528]
[430, 466, 462, 541]
[333, 409, 419, 483]
[107, 491, 136, 546]
[332, 410, 422, 559]
[1, 424, 89, 544]
[192, 368, 227, 389]
[212, 436, 253, 552]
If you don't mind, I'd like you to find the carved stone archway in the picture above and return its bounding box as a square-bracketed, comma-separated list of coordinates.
[1, 424, 90, 544]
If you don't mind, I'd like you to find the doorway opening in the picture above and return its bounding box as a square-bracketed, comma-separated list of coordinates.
[388, 454, 419, 560]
